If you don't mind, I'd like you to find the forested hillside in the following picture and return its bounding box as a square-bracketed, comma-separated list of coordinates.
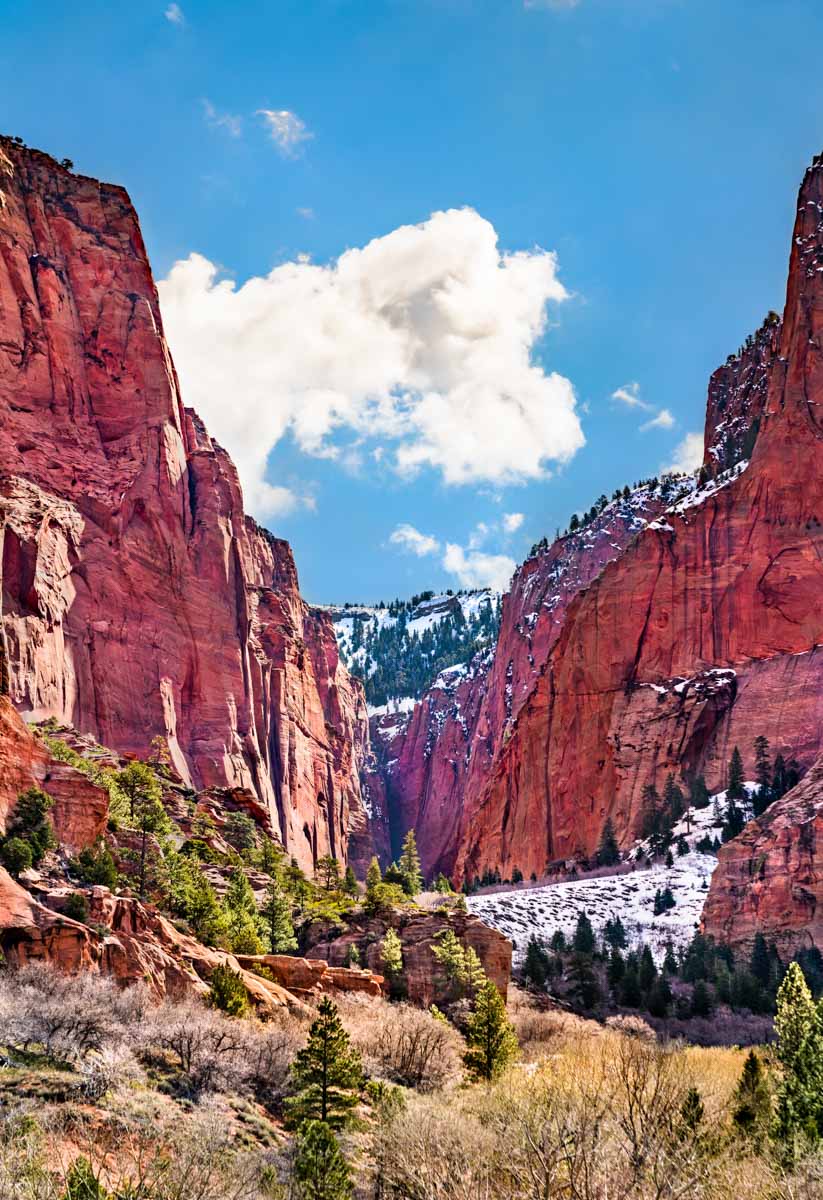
[328, 591, 500, 709]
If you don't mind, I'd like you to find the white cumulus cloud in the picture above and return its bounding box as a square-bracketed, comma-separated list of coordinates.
[165, 3, 185, 25]
[158, 208, 583, 518]
[640, 408, 675, 432]
[389, 524, 440, 557]
[442, 544, 515, 592]
[257, 109, 312, 156]
[503, 511, 524, 533]
[661, 432, 704, 475]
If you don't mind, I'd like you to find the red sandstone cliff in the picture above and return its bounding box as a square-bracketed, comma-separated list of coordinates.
[0, 139, 370, 873]
[702, 758, 823, 954]
[372, 482, 676, 876]
[379, 152, 823, 888]
[449, 154, 823, 883]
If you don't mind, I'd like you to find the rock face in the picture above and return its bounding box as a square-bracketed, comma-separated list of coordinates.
[303, 909, 511, 1006]
[702, 759, 823, 954]
[377, 152, 823, 888]
[0, 139, 370, 873]
[5, 875, 310, 1015]
[234, 953, 385, 999]
[373, 482, 675, 877]
[0, 694, 107, 850]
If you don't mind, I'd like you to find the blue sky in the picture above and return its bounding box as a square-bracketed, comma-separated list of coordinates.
[4, 0, 823, 603]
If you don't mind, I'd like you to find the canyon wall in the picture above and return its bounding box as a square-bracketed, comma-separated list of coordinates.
[379, 154, 823, 887]
[0, 139, 370, 873]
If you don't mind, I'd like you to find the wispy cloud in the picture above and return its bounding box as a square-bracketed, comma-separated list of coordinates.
[503, 512, 524, 533]
[612, 381, 652, 411]
[202, 99, 243, 138]
[640, 408, 675, 433]
[257, 109, 313, 157]
[296, 206, 315, 220]
[165, 3, 185, 26]
[389, 524, 440, 557]
[661, 432, 704, 475]
[388, 521, 515, 592]
[442, 543, 515, 592]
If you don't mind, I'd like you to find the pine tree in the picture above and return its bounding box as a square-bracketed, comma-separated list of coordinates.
[524, 936, 551, 988]
[619, 965, 642, 1007]
[224, 866, 266, 954]
[753, 735, 772, 816]
[732, 1050, 772, 1139]
[638, 945, 657, 992]
[569, 952, 601, 1010]
[398, 829, 423, 897]
[464, 946, 487, 999]
[286, 997, 363, 1128]
[342, 865, 359, 898]
[463, 978, 519, 1081]
[774, 961, 823, 1146]
[262, 878, 297, 953]
[133, 788, 171, 899]
[365, 856, 382, 890]
[573, 912, 595, 955]
[727, 746, 746, 801]
[596, 818, 620, 867]
[750, 933, 771, 989]
[431, 928, 468, 1001]
[647, 975, 673, 1018]
[292, 1120, 353, 1200]
[663, 942, 678, 976]
[604, 916, 627, 949]
[115, 761, 162, 824]
[379, 929, 404, 992]
[690, 774, 710, 809]
[680, 1087, 704, 1131]
[316, 856, 341, 891]
[690, 980, 713, 1018]
[607, 947, 625, 990]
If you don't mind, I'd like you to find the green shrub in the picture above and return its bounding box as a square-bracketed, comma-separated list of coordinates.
[64, 892, 89, 924]
[208, 964, 249, 1016]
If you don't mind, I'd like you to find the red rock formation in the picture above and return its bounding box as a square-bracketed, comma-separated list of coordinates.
[702, 758, 823, 954]
[0, 694, 107, 850]
[450, 154, 823, 883]
[303, 909, 511, 1006]
[7, 876, 310, 1014]
[376, 153, 823, 890]
[0, 139, 370, 873]
[375, 483, 674, 877]
[235, 952, 385, 998]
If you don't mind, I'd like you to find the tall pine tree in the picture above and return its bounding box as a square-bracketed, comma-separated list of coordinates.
[292, 1120, 353, 1200]
[287, 997, 363, 1129]
[398, 829, 423, 897]
[463, 978, 519, 1081]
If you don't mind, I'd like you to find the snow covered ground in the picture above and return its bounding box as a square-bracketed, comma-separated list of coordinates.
[468, 786, 758, 964]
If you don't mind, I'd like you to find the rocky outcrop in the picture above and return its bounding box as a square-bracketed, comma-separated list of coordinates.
[5, 876, 310, 1014]
[0, 139, 370, 874]
[303, 909, 511, 1006]
[702, 758, 823, 954]
[0, 694, 107, 850]
[235, 952, 385, 999]
[702, 313, 781, 477]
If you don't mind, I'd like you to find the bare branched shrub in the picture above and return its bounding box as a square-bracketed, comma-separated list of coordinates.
[374, 1092, 501, 1199]
[0, 964, 143, 1062]
[143, 1000, 250, 1096]
[346, 999, 462, 1091]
